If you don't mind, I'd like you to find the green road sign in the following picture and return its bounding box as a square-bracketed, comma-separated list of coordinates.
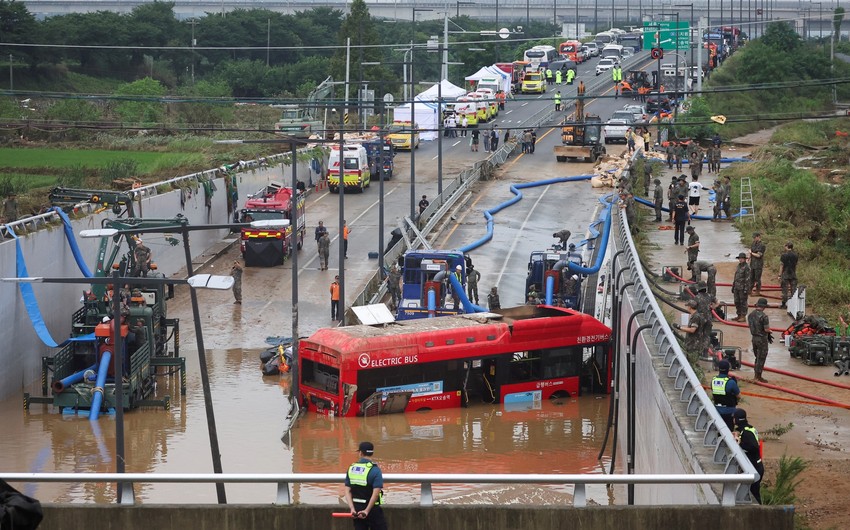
[643, 21, 690, 51]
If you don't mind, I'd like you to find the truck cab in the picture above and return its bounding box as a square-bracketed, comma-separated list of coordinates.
[327, 144, 371, 193]
[274, 105, 323, 139]
[239, 182, 306, 266]
[362, 138, 395, 180]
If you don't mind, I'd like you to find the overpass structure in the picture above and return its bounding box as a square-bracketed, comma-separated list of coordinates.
[18, 0, 843, 40]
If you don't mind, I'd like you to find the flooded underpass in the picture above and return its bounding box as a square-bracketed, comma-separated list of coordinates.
[3, 346, 616, 506]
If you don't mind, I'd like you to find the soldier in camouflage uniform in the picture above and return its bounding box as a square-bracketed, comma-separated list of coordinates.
[721, 176, 732, 220]
[387, 264, 402, 309]
[749, 232, 766, 294]
[685, 226, 700, 273]
[779, 241, 798, 309]
[692, 261, 717, 297]
[732, 252, 752, 322]
[747, 298, 772, 382]
[674, 142, 685, 171]
[665, 143, 675, 169]
[653, 179, 664, 222]
[711, 181, 723, 221]
[674, 299, 708, 360]
[230, 260, 243, 304]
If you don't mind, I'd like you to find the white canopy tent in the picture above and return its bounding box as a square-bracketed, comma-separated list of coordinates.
[464, 65, 511, 94]
[392, 101, 439, 141]
[416, 79, 467, 101]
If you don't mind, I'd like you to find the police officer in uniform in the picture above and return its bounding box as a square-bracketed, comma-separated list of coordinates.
[748, 298, 772, 382]
[733, 409, 765, 504]
[711, 359, 740, 430]
[345, 441, 387, 530]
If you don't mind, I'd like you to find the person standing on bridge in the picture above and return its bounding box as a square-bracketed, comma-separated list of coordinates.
[748, 298, 772, 383]
[566, 67, 576, 85]
[490, 127, 500, 151]
[733, 409, 764, 504]
[545, 67, 553, 86]
[330, 275, 341, 321]
[470, 128, 480, 152]
[343, 220, 350, 259]
[555, 69, 562, 86]
[344, 441, 388, 530]
[554, 90, 562, 112]
[418, 195, 429, 216]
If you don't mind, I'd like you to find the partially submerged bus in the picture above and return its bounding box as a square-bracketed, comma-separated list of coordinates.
[297, 305, 613, 417]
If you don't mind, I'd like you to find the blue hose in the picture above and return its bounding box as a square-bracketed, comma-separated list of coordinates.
[89, 350, 112, 421]
[52, 363, 96, 393]
[427, 288, 437, 318]
[545, 275, 555, 306]
[52, 206, 93, 278]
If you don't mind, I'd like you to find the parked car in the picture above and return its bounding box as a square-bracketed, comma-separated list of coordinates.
[610, 110, 636, 124]
[621, 104, 647, 122]
[549, 59, 578, 75]
[595, 57, 618, 76]
[621, 47, 634, 59]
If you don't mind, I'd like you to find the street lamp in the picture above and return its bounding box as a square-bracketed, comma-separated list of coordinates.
[675, 4, 694, 93]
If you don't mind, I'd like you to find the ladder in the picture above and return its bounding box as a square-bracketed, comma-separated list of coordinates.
[738, 176, 755, 221]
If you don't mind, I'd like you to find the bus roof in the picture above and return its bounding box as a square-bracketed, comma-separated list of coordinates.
[301, 305, 612, 368]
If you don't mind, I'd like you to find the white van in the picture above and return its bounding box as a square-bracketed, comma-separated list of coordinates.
[327, 144, 371, 193]
[600, 44, 624, 61]
[477, 77, 504, 96]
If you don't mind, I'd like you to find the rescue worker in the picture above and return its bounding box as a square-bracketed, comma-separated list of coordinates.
[779, 241, 798, 309]
[720, 176, 732, 220]
[555, 68, 562, 85]
[450, 265, 464, 308]
[131, 238, 152, 277]
[611, 66, 623, 98]
[545, 67, 553, 85]
[748, 298, 772, 382]
[685, 226, 700, 272]
[554, 90, 562, 112]
[733, 409, 765, 504]
[652, 178, 664, 222]
[749, 232, 766, 294]
[692, 261, 718, 297]
[553, 229, 571, 250]
[466, 264, 481, 305]
[487, 286, 501, 310]
[675, 175, 689, 204]
[318, 232, 330, 271]
[230, 259, 243, 305]
[344, 441, 388, 529]
[343, 220, 350, 259]
[664, 141, 675, 169]
[711, 181, 723, 221]
[711, 359, 740, 431]
[732, 252, 752, 322]
[667, 175, 678, 221]
[566, 68, 575, 85]
[418, 195, 429, 215]
[330, 275, 341, 321]
[673, 299, 706, 361]
[387, 264, 401, 309]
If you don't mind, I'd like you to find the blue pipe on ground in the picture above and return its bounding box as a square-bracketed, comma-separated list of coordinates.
[88, 350, 112, 421]
[51, 363, 96, 393]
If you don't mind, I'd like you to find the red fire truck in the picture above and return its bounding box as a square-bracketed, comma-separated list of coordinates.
[239, 182, 306, 267]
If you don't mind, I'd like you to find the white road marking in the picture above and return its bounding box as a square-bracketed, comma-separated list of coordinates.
[495, 185, 551, 287]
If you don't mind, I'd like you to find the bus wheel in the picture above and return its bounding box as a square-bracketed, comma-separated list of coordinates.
[549, 390, 570, 401]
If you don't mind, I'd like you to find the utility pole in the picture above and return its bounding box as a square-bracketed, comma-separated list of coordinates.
[8, 54, 12, 92]
[190, 19, 196, 85]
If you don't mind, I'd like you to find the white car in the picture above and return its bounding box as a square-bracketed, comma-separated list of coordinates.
[622, 104, 647, 122]
[583, 42, 600, 57]
[603, 119, 630, 144]
[595, 58, 617, 76]
[621, 48, 634, 59]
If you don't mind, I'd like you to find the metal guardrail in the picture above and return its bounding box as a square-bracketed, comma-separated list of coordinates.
[613, 155, 759, 505]
[0, 471, 757, 507]
[0, 149, 314, 238]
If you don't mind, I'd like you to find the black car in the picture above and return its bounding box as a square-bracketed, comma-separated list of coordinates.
[548, 59, 578, 74]
[646, 93, 673, 113]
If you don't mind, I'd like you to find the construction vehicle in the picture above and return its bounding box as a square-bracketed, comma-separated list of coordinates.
[26, 188, 186, 415]
[238, 182, 306, 266]
[554, 83, 606, 163]
[272, 76, 334, 139]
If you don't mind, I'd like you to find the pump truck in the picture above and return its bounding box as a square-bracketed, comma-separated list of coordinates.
[25, 188, 185, 416]
[554, 82, 606, 163]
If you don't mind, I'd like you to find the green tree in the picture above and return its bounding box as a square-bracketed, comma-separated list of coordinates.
[41, 12, 132, 76]
[332, 0, 389, 90]
[760, 21, 802, 54]
[126, 1, 184, 74]
[673, 97, 716, 141]
[834, 7, 845, 39]
[113, 77, 166, 125]
[0, 0, 37, 66]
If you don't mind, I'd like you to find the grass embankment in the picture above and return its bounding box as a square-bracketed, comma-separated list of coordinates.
[723, 118, 850, 323]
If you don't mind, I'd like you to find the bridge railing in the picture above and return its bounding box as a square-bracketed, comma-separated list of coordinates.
[613, 157, 760, 506]
[0, 471, 757, 507]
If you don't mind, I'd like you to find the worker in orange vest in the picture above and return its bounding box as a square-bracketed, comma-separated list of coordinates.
[342, 220, 350, 259]
[330, 276, 341, 321]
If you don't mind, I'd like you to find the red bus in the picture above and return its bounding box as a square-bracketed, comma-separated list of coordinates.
[559, 40, 584, 63]
[297, 305, 612, 417]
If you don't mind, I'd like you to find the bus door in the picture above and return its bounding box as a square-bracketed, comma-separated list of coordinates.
[462, 357, 500, 405]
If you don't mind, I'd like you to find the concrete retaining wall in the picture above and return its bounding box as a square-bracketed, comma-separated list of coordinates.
[1, 158, 316, 401]
[39, 504, 794, 530]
